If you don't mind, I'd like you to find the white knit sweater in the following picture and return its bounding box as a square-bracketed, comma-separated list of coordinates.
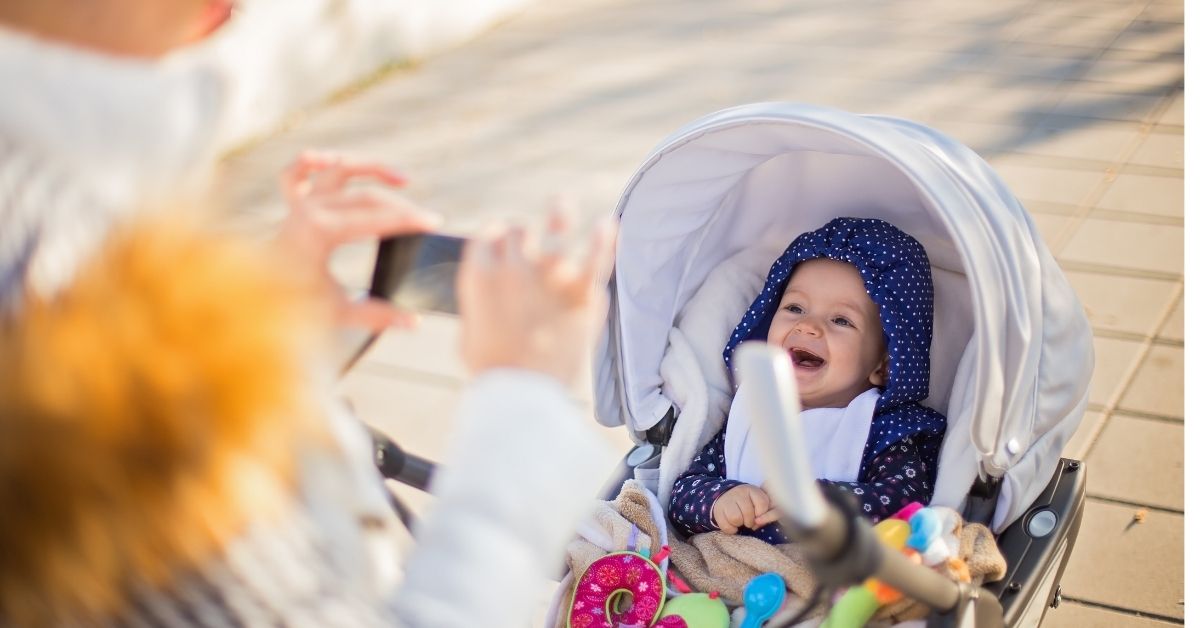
[40, 372, 610, 627]
[0, 25, 226, 310]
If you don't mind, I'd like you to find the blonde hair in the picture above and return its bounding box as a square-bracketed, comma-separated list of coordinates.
[0, 215, 333, 625]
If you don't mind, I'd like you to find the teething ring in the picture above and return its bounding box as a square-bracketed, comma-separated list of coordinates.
[568, 551, 687, 628]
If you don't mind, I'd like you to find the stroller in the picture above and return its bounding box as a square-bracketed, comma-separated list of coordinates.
[582, 102, 1093, 626]
[372, 102, 1093, 627]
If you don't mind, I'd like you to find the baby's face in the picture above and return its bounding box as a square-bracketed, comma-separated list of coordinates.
[766, 258, 887, 409]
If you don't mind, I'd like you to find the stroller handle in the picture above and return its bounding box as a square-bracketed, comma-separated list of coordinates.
[367, 424, 435, 492]
[732, 342, 829, 529]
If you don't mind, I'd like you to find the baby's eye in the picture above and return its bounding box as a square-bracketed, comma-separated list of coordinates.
[783, 304, 804, 315]
[832, 316, 856, 328]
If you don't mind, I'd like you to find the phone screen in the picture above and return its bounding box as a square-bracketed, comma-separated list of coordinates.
[369, 233, 466, 315]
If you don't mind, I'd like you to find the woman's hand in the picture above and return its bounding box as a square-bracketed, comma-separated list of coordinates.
[276, 152, 441, 331]
[457, 211, 616, 387]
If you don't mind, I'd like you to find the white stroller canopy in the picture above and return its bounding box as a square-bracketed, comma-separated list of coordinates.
[593, 103, 1093, 529]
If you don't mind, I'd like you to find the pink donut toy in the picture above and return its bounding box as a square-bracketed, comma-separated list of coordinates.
[568, 551, 688, 628]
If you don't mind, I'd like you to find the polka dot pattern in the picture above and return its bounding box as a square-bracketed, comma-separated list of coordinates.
[721, 217, 946, 484]
[667, 430, 937, 543]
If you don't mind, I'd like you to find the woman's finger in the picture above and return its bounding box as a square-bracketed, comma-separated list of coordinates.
[282, 153, 407, 207]
[317, 201, 443, 244]
[338, 298, 419, 332]
[536, 208, 570, 267]
[311, 162, 408, 195]
[502, 225, 530, 266]
[281, 158, 316, 204]
[291, 151, 408, 188]
[565, 218, 616, 304]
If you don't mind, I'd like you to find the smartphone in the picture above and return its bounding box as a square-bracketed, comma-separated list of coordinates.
[369, 233, 466, 315]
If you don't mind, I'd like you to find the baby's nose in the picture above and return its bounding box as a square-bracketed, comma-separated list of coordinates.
[793, 320, 821, 336]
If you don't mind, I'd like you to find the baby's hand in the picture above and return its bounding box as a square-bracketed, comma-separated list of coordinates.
[712, 485, 773, 534]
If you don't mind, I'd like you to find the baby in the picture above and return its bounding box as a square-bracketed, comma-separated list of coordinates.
[668, 217, 946, 544]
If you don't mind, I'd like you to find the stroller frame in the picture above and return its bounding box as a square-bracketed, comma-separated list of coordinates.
[589, 102, 1093, 626]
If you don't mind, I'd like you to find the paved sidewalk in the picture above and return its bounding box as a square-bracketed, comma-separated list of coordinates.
[219, 0, 1184, 624]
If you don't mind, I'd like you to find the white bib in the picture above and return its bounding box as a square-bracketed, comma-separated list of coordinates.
[724, 387, 879, 486]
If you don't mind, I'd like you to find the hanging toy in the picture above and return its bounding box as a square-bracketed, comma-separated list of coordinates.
[891, 501, 924, 522]
[856, 516, 910, 607]
[568, 544, 689, 628]
[739, 572, 785, 628]
[823, 505, 922, 628]
[663, 590, 729, 628]
[823, 504, 968, 628]
[906, 508, 943, 553]
[822, 586, 878, 628]
[914, 507, 960, 567]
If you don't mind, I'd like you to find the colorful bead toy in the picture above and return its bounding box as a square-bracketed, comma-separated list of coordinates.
[822, 505, 963, 628]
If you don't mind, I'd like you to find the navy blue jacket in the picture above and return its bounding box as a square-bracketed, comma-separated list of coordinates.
[669, 218, 947, 543]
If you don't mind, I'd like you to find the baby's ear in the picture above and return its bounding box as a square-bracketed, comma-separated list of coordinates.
[870, 354, 889, 387]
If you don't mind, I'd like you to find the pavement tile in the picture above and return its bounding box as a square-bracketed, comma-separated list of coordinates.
[338, 369, 462, 461]
[1011, 26, 1119, 47]
[1001, 40, 1106, 59]
[1013, 4, 1142, 31]
[981, 54, 1092, 81]
[1117, 344, 1184, 418]
[881, 21, 1018, 52]
[1020, 117, 1143, 162]
[1109, 20, 1185, 53]
[1058, 500, 1184, 619]
[1063, 410, 1105, 460]
[821, 78, 959, 120]
[866, 50, 991, 86]
[1083, 58, 1185, 87]
[1138, 2, 1185, 23]
[357, 314, 467, 383]
[1157, 295, 1182, 342]
[1155, 90, 1184, 126]
[341, 364, 628, 465]
[1064, 271, 1177, 336]
[1088, 336, 1142, 408]
[1094, 171, 1182, 217]
[1059, 218, 1182, 276]
[927, 80, 1060, 125]
[990, 161, 1107, 207]
[1125, 131, 1184, 170]
[1043, 601, 1180, 627]
[1085, 414, 1183, 510]
[352, 310, 602, 403]
[1030, 213, 1078, 248]
[920, 120, 1033, 156]
[1051, 85, 1168, 123]
[1099, 48, 1185, 64]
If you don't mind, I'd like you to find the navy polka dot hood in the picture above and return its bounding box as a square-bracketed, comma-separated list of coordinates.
[722, 217, 947, 482]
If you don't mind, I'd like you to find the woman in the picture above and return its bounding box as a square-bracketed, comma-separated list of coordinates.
[0, 154, 617, 626]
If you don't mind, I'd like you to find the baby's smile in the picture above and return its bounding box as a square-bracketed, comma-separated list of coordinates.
[788, 346, 826, 370]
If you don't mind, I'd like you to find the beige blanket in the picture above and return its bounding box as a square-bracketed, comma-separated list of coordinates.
[560, 482, 1006, 626]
